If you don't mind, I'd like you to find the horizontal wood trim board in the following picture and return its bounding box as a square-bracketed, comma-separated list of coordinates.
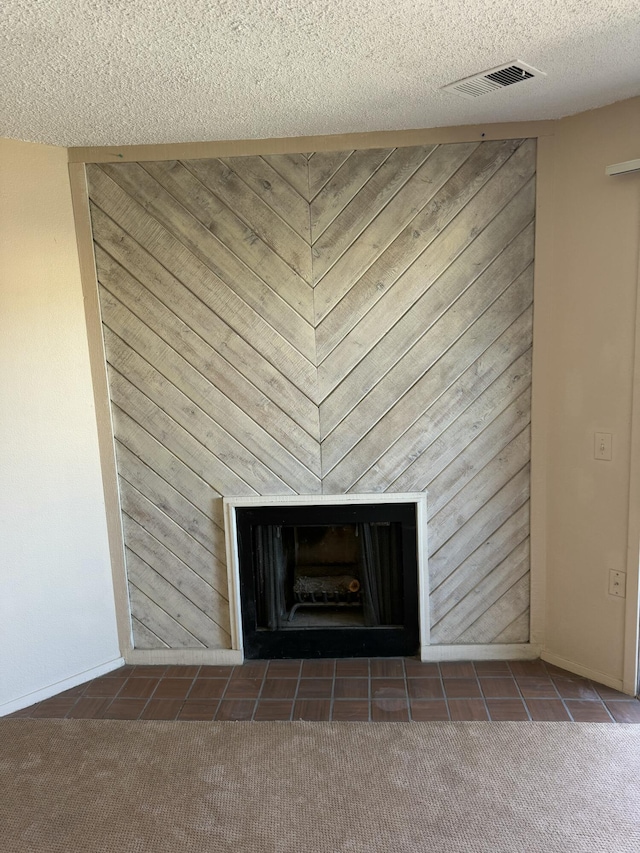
[69, 120, 555, 164]
[86, 141, 535, 652]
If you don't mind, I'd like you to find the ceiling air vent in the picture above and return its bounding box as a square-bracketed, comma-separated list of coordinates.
[442, 61, 545, 100]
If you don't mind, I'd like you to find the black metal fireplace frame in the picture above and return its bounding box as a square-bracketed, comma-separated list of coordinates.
[236, 502, 420, 659]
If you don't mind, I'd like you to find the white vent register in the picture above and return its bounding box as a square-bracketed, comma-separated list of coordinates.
[442, 61, 546, 100]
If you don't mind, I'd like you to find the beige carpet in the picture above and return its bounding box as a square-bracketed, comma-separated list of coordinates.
[1, 720, 638, 852]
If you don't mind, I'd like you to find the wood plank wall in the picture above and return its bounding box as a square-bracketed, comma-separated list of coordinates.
[86, 138, 535, 650]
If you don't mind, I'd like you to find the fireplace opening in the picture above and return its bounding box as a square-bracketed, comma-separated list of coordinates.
[236, 502, 419, 659]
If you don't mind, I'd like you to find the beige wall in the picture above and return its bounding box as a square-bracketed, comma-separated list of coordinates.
[540, 97, 640, 687]
[0, 138, 121, 714]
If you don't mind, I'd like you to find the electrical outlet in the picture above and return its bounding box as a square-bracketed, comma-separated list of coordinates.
[608, 570, 626, 598]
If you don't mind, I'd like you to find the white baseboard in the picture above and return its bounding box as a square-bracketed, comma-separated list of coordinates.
[124, 649, 243, 666]
[540, 651, 629, 694]
[0, 656, 125, 717]
[421, 643, 540, 662]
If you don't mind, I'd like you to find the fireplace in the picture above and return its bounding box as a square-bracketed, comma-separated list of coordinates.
[224, 495, 427, 659]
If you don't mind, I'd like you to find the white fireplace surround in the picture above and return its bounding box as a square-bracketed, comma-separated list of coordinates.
[223, 492, 539, 664]
[223, 493, 430, 659]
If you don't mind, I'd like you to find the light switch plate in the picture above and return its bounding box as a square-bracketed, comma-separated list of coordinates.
[594, 432, 612, 461]
[609, 570, 626, 598]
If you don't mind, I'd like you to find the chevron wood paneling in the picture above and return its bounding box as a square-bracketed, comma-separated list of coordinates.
[87, 138, 535, 650]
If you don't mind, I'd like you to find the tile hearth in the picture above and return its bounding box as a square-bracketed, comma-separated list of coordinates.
[8, 659, 640, 722]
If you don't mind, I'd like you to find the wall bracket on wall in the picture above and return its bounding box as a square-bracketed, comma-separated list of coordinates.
[605, 159, 640, 177]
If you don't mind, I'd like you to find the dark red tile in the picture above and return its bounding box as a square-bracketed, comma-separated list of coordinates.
[215, 700, 256, 721]
[407, 678, 444, 700]
[474, 660, 510, 676]
[30, 698, 77, 718]
[605, 701, 640, 723]
[164, 665, 200, 679]
[131, 665, 168, 678]
[254, 700, 293, 721]
[552, 677, 599, 701]
[118, 677, 160, 699]
[593, 683, 632, 701]
[371, 679, 406, 700]
[178, 701, 218, 720]
[486, 699, 530, 721]
[443, 678, 482, 699]
[103, 665, 135, 678]
[103, 698, 147, 720]
[83, 677, 128, 697]
[293, 699, 331, 721]
[525, 699, 571, 721]
[140, 699, 183, 720]
[198, 665, 234, 678]
[335, 659, 369, 677]
[297, 678, 333, 699]
[260, 678, 298, 700]
[334, 678, 369, 699]
[189, 678, 228, 700]
[56, 684, 89, 699]
[372, 699, 409, 721]
[509, 660, 547, 678]
[67, 697, 112, 719]
[153, 678, 195, 700]
[301, 660, 335, 677]
[565, 701, 614, 722]
[516, 677, 558, 698]
[479, 677, 520, 699]
[370, 659, 404, 678]
[440, 662, 476, 679]
[223, 678, 263, 699]
[332, 700, 370, 721]
[410, 700, 449, 721]
[542, 662, 576, 678]
[232, 661, 268, 679]
[267, 660, 302, 678]
[448, 699, 489, 721]
[404, 660, 440, 678]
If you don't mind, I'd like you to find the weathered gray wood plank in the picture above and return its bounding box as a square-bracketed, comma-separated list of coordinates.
[116, 440, 220, 555]
[127, 549, 230, 647]
[123, 515, 230, 631]
[183, 158, 312, 284]
[492, 610, 530, 643]
[108, 368, 254, 501]
[428, 468, 530, 586]
[308, 150, 353, 199]
[87, 166, 317, 392]
[317, 142, 533, 378]
[99, 161, 316, 357]
[120, 478, 228, 595]
[429, 502, 530, 605]
[318, 180, 535, 424]
[455, 574, 530, 644]
[313, 142, 479, 321]
[428, 429, 531, 554]
[105, 329, 296, 496]
[131, 616, 169, 649]
[96, 246, 321, 476]
[219, 155, 311, 240]
[90, 206, 319, 432]
[311, 145, 436, 281]
[323, 268, 533, 489]
[128, 583, 205, 648]
[100, 291, 320, 493]
[431, 539, 530, 642]
[352, 324, 532, 494]
[261, 153, 311, 199]
[310, 148, 392, 240]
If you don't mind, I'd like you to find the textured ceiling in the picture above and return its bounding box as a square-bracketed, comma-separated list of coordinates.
[2, 0, 640, 147]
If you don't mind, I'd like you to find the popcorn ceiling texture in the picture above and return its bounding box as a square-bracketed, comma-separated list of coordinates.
[2, 0, 640, 146]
